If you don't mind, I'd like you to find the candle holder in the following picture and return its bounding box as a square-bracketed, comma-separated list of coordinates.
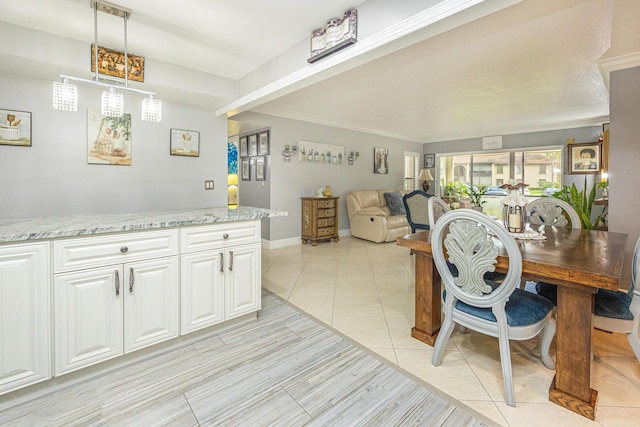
[347, 151, 360, 165]
[282, 144, 298, 162]
[500, 180, 529, 233]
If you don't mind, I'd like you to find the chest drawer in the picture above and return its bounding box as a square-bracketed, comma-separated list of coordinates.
[181, 220, 260, 253]
[318, 208, 336, 219]
[54, 230, 179, 273]
[317, 217, 335, 227]
[317, 199, 335, 209]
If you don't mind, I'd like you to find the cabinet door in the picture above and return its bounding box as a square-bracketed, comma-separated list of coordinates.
[124, 257, 179, 353]
[54, 266, 123, 376]
[181, 251, 224, 334]
[0, 243, 50, 395]
[225, 243, 261, 320]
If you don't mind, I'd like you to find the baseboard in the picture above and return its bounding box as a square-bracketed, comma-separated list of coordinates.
[262, 229, 351, 249]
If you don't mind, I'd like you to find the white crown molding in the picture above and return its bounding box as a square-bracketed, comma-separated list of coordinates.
[217, 0, 520, 118]
[598, 51, 640, 88]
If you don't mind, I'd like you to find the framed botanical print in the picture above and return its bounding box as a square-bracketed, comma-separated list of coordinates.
[248, 133, 258, 157]
[256, 156, 266, 181]
[241, 158, 251, 181]
[239, 135, 248, 158]
[568, 141, 601, 174]
[0, 108, 31, 147]
[170, 128, 200, 157]
[258, 130, 270, 155]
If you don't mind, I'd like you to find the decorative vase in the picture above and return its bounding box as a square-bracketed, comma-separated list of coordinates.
[323, 185, 332, 197]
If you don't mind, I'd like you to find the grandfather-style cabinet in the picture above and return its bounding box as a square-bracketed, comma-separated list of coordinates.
[301, 197, 339, 246]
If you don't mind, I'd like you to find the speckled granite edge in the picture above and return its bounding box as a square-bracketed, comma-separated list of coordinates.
[0, 206, 288, 243]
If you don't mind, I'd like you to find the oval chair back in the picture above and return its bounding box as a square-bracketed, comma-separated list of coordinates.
[527, 198, 581, 229]
[402, 190, 432, 233]
[427, 196, 451, 228]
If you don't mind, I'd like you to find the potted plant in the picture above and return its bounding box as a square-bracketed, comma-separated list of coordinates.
[443, 182, 466, 208]
[597, 179, 609, 199]
[468, 185, 488, 211]
[553, 177, 605, 230]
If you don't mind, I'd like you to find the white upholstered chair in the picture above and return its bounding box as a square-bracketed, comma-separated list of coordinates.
[427, 196, 451, 227]
[430, 209, 557, 406]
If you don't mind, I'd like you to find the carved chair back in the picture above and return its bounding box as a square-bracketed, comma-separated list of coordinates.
[427, 196, 451, 228]
[527, 198, 581, 229]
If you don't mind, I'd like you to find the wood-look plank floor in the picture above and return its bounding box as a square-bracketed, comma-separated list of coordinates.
[0, 291, 492, 426]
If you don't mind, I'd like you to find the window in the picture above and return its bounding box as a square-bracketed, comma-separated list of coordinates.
[496, 164, 504, 174]
[403, 151, 420, 191]
[539, 164, 547, 174]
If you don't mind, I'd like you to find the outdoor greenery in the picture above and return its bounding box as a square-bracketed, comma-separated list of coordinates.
[467, 185, 487, 207]
[552, 177, 605, 230]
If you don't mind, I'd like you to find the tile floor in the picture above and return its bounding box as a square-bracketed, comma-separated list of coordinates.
[262, 236, 640, 427]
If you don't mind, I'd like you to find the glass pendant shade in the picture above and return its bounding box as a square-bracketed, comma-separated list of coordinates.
[101, 87, 124, 116]
[52, 79, 78, 111]
[141, 95, 162, 122]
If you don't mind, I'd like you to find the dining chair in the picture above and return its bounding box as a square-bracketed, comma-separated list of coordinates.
[402, 190, 432, 233]
[430, 209, 557, 407]
[427, 196, 451, 227]
[527, 197, 581, 229]
[537, 236, 640, 362]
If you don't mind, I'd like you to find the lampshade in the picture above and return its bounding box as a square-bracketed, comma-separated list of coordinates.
[141, 95, 162, 122]
[52, 79, 78, 111]
[101, 87, 124, 116]
[418, 169, 434, 181]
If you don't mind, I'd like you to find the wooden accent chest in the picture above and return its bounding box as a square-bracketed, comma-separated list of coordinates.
[301, 197, 339, 246]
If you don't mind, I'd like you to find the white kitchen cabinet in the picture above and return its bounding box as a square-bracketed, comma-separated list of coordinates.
[180, 221, 261, 333]
[53, 231, 179, 376]
[0, 242, 50, 395]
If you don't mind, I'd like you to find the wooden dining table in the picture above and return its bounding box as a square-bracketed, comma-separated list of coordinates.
[397, 226, 628, 420]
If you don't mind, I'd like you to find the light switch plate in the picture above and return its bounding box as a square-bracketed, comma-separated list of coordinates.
[204, 180, 214, 190]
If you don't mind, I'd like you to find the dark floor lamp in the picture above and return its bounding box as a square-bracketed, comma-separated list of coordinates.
[418, 169, 434, 193]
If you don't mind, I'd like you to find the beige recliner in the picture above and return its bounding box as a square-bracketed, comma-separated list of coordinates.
[346, 190, 411, 243]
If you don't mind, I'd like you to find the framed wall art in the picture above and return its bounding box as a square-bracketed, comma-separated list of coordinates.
[239, 135, 248, 158]
[308, 8, 358, 63]
[568, 141, 601, 174]
[255, 156, 266, 181]
[374, 147, 389, 174]
[248, 133, 258, 157]
[0, 109, 31, 147]
[170, 129, 200, 157]
[424, 154, 435, 168]
[241, 158, 251, 181]
[258, 130, 270, 155]
[91, 44, 145, 82]
[87, 109, 131, 165]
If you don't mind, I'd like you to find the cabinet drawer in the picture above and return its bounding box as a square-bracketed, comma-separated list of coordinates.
[317, 227, 336, 237]
[317, 218, 335, 228]
[181, 220, 260, 253]
[317, 199, 335, 209]
[54, 230, 178, 273]
[317, 208, 336, 218]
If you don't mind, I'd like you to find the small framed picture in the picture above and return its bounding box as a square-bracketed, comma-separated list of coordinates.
[170, 129, 200, 157]
[256, 156, 266, 181]
[241, 158, 251, 181]
[0, 108, 32, 147]
[568, 141, 601, 174]
[424, 154, 435, 168]
[248, 133, 258, 157]
[258, 130, 270, 155]
[373, 147, 388, 174]
[239, 135, 248, 158]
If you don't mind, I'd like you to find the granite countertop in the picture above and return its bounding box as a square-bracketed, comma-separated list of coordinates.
[0, 206, 288, 243]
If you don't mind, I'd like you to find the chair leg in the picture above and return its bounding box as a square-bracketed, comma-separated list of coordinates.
[495, 311, 515, 407]
[432, 301, 456, 367]
[627, 298, 640, 362]
[539, 312, 557, 370]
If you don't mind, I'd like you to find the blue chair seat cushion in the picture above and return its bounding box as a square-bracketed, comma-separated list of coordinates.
[384, 191, 406, 216]
[536, 282, 634, 320]
[444, 286, 555, 327]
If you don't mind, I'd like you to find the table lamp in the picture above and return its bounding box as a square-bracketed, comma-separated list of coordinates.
[418, 169, 434, 192]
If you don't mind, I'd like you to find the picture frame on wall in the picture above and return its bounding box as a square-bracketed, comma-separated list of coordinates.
[0, 108, 32, 147]
[170, 128, 200, 157]
[256, 156, 266, 181]
[248, 133, 258, 156]
[373, 147, 388, 174]
[568, 141, 601, 175]
[241, 158, 251, 181]
[239, 135, 248, 158]
[424, 154, 435, 168]
[258, 130, 270, 155]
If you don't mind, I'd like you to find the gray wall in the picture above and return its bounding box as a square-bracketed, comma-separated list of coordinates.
[609, 67, 640, 252]
[0, 73, 229, 218]
[231, 112, 423, 242]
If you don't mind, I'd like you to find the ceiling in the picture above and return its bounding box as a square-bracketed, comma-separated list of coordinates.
[0, 0, 618, 143]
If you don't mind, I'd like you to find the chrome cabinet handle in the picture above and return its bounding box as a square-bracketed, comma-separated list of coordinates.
[219, 252, 224, 272]
[129, 267, 134, 292]
[115, 269, 120, 296]
[223, 233, 229, 240]
[229, 251, 234, 272]
[120, 246, 128, 254]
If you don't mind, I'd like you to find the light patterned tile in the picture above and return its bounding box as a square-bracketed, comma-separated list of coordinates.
[331, 315, 393, 348]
